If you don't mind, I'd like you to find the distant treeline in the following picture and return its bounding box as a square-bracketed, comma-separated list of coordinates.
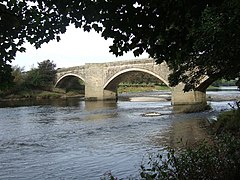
[56, 76, 84, 93]
[211, 79, 237, 87]
[119, 71, 165, 85]
[0, 60, 57, 97]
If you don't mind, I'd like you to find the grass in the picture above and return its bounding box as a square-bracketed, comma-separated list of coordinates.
[1, 88, 84, 101]
[36, 91, 62, 99]
[2, 90, 64, 100]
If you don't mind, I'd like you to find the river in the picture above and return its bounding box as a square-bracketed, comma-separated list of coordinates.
[0, 87, 239, 179]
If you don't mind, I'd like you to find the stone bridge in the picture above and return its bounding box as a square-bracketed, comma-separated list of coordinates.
[56, 59, 207, 111]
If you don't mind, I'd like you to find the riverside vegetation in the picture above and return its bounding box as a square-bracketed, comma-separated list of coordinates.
[0, 64, 169, 101]
[0, 60, 84, 101]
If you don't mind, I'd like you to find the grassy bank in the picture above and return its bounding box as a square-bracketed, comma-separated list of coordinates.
[0, 84, 170, 101]
[0, 88, 84, 101]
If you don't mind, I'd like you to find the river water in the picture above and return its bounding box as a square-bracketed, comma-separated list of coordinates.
[0, 88, 239, 179]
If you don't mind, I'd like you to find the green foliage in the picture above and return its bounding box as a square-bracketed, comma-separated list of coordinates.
[24, 68, 41, 89]
[56, 76, 84, 93]
[36, 91, 62, 99]
[119, 72, 164, 85]
[9, 65, 26, 92]
[211, 79, 237, 87]
[1, 60, 57, 96]
[1, 0, 240, 90]
[12, 66, 25, 84]
[213, 107, 240, 135]
[1, 0, 68, 86]
[140, 135, 240, 180]
[94, 0, 240, 91]
[37, 59, 57, 89]
[0, 62, 14, 90]
[24, 60, 56, 90]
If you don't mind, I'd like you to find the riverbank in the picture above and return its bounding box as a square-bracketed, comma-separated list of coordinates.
[0, 89, 84, 102]
[0, 85, 166, 102]
[207, 92, 240, 102]
[1, 86, 239, 103]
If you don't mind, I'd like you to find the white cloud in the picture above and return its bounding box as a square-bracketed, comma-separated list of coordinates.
[13, 25, 148, 70]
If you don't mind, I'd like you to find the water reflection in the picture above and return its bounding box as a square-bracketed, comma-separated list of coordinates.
[150, 117, 211, 148]
[52, 97, 82, 107]
[84, 101, 117, 111]
[85, 113, 118, 121]
[0, 97, 83, 108]
[84, 101, 118, 121]
[172, 103, 207, 113]
[167, 118, 211, 147]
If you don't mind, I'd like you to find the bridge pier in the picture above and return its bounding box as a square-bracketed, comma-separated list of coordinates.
[84, 63, 117, 101]
[85, 63, 103, 100]
[171, 84, 207, 112]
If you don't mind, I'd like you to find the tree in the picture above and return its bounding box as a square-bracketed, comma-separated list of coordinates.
[94, 0, 240, 91]
[25, 60, 56, 90]
[1, 0, 240, 91]
[120, 72, 162, 85]
[11, 65, 25, 91]
[12, 66, 25, 83]
[56, 76, 84, 93]
[0, 0, 73, 88]
[0, 62, 13, 89]
[37, 60, 57, 88]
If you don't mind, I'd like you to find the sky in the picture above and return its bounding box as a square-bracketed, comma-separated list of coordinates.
[13, 25, 148, 70]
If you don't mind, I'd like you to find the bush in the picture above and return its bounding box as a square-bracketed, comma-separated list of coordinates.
[140, 135, 240, 180]
[213, 105, 240, 136]
[37, 91, 62, 99]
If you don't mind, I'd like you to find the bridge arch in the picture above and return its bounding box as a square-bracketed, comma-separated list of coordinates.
[55, 73, 85, 87]
[103, 68, 170, 90]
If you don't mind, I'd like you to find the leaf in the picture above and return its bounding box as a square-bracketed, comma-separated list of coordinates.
[19, 47, 26, 52]
[56, 35, 61, 42]
[75, 22, 82, 28]
[92, 23, 102, 32]
[83, 25, 91, 32]
[133, 47, 144, 56]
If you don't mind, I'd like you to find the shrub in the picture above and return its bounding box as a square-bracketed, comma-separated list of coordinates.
[140, 135, 240, 180]
[213, 109, 240, 136]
